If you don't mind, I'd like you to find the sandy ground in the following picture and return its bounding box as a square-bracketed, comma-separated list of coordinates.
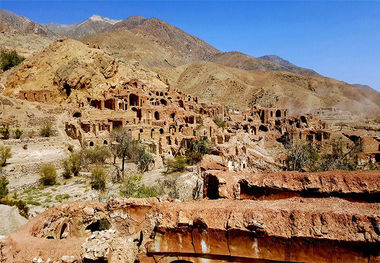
[0, 204, 27, 235]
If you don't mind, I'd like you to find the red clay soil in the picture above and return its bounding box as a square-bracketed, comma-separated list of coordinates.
[1, 197, 380, 262]
[203, 170, 380, 201]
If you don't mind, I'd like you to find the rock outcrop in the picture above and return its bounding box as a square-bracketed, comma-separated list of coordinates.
[203, 170, 380, 201]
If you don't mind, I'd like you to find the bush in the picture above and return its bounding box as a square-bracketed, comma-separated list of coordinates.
[166, 156, 187, 173]
[40, 123, 53, 137]
[39, 165, 57, 186]
[0, 50, 25, 71]
[0, 146, 12, 167]
[63, 152, 82, 178]
[90, 166, 107, 192]
[83, 146, 110, 164]
[0, 175, 9, 199]
[137, 147, 155, 173]
[14, 129, 23, 139]
[120, 174, 157, 198]
[213, 116, 226, 129]
[1, 127, 10, 140]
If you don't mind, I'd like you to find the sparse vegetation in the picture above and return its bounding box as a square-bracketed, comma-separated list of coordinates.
[0, 146, 12, 167]
[39, 165, 57, 186]
[40, 122, 53, 137]
[90, 166, 107, 192]
[166, 156, 187, 173]
[0, 175, 9, 199]
[213, 116, 226, 129]
[14, 128, 23, 139]
[83, 145, 110, 165]
[1, 126, 10, 140]
[55, 194, 70, 202]
[63, 152, 83, 178]
[0, 50, 25, 71]
[286, 137, 362, 172]
[120, 174, 157, 198]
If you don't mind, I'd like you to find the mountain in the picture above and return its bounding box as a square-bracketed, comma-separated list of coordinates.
[259, 55, 321, 77]
[107, 17, 222, 63]
[44, 14, 121, 39]
[0, 9, 56, 38]
[352, 84, 377, 93]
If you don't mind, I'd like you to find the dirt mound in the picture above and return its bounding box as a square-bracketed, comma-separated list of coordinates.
[1, 38, 167, 103]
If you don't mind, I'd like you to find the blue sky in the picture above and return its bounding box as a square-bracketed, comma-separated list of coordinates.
[1, 0, 380, 91]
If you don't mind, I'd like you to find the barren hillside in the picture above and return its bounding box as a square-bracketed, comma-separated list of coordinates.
[152, 61, 380, 115]
[0, 9, 56, 38]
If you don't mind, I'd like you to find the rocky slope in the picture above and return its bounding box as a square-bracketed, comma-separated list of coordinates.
[0, 32, 53, 58]
[260, 54, 321, 77]
[0, 9, 56, 38]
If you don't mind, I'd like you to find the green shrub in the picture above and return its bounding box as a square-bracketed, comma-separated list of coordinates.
[83, 146, 110, 164]
[120, 174, 157, 198]
[0, 50, 25, 71]
[55, 193, 70, 202]
[40, 123, 53, 137]
[1, 127, 10, 140]
[39, 165, 57, 186]
[166, 156, 187, 173]
[0, 146, 12, 167]
[213, 116, 226, 129]
[0, 175, 9, 199]
[137, 147, 155, 173]
[14, 129, 23, 139]
[90, 167, 106, 192]
[62, 159, 72, 179]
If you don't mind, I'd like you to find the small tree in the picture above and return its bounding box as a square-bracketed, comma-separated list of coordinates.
[0, 175, 9, 199]
[90, 166, 107, 192]
[40, 122, 53, 137]
[213, 116, 226, 129]
[185, 136, 210, 165]
[286, 139, 318, 171]
[14, 129, 23, 139]
[137, 147, 155, 173]
[166, 156, 187, 173]
[110, 129, 140, 171]
[39, 165, 57, 186]
[0, 146, 12, 167]
[1, 127, 10, 140]
[0, 50, 25, 71]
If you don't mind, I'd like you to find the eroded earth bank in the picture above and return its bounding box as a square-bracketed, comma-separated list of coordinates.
[1, 170, 379, 263]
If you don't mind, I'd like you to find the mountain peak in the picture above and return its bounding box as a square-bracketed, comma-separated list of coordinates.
[88, 14, 121, 25]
